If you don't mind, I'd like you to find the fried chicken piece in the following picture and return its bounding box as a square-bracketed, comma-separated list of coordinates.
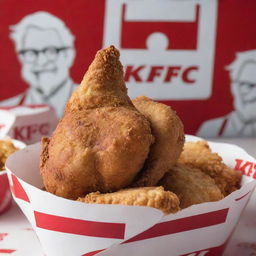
[0, 140, 17, 171]
[131, 96, 184, 187]
[214, 165, 242, 196]
[178, 141, 241, 196]
[78, 186, 180, 214]
[159, 164, 223, 209]
[40, 46, 154, 199]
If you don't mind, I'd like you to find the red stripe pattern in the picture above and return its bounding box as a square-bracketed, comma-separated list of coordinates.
[0, 249, 16, 254]
[0, 173, 12, 213]
[123, 208, 229, 243]
[82, 249, 105, 256]
[82, 209, 229, 256]
[11, 174, 30, 202]
[34, 211, 125, 239]
[0, 174, 9, 204]
[235, 190, 251, 201]
[218, 118, 228, 136]
[0, 198, 12, 214]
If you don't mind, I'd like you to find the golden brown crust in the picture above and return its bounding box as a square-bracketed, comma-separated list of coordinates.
[67, 45, 133, 111]
[78, 186, 180, 214]
[40, 46, 154, 199]
[40, 137, 50, 170]
[132, 96, 184, 187]
[159, 164, 223, 209]
[178, 141, 242, 196]
[179, 141, 223, 177]
[214, 166, 242, 195]
[0, 140, 18, 170]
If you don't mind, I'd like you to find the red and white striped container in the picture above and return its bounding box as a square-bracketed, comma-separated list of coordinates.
[0, 139, 25, 214]
[5, 136, 256, 256]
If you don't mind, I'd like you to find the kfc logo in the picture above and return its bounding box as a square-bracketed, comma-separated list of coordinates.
[0, 11, 77, 117]
[0, 106, 58, 144]
[235, 159, 256, 179]
[13, 123, 50, 141]
[198, 50, 256, 136]
[104, 0, 218, 100]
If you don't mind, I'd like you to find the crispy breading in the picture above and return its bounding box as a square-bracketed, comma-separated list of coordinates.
[159, 164, 223, 209]
[214, 165, 242, 195]
[132, 96, 184, 187]
[40, 46, 154, 199]
[178, 141, 241, 196]
[0, 140, 17, 170]
[78, 186, 180, 214]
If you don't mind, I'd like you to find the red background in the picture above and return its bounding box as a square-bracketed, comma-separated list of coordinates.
[164, 0, 256, 134]
[0, 0, 105, 99]
[0, 0, 255, 135]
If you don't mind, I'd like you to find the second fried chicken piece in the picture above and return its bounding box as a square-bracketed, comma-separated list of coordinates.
[214, 165, 242, 196]
[159, 164, 223, 209]
[178, 141, 242, 196]
[131, 96, 184, 187]
[78, 186, 180, 214]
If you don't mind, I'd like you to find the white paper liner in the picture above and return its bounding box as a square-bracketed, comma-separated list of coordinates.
[5, 135, 256, 256]
[0, 139, 26, 214]
[0, 105, 58, 144]
[224, 190, 256, 256]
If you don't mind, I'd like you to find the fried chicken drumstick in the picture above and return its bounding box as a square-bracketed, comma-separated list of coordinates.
[40, 46, 154, 199]
[78, 186, 180, 214]
[132, 96, 184, 187]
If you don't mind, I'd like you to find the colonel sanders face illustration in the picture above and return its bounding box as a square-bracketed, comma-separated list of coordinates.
[9, 12, 76, 97]
[228, 50, 256, 123]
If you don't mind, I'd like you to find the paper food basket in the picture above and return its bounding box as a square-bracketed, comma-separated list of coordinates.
[0, 139, 26, 214]
[5, 135, 256, 256]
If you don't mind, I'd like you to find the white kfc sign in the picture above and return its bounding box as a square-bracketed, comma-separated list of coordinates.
[104, 0, 218, 100]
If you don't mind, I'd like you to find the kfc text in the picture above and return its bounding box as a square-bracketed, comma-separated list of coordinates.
[125, 65, 198, 84]
[235, 159, 256, 179]
[13, 123, 50, 141]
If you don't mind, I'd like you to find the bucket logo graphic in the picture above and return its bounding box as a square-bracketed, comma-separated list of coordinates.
[104, 0, 218, 100]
